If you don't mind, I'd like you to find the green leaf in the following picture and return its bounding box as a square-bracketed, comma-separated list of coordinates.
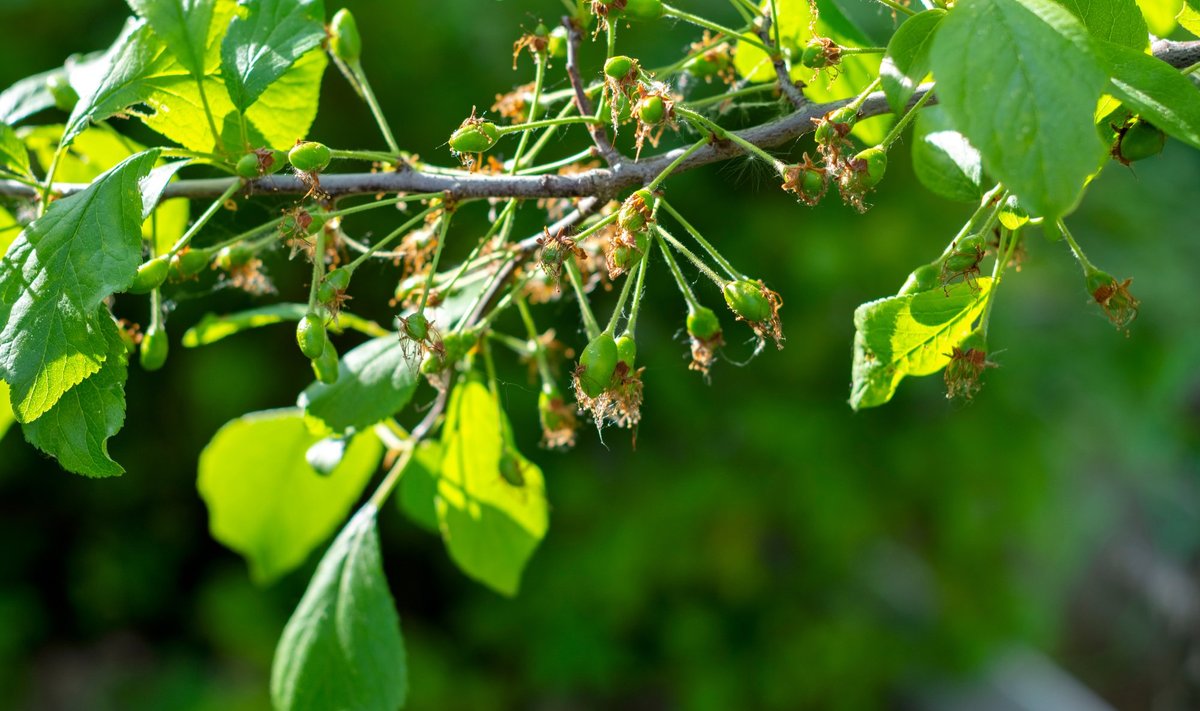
[298, 336, 420, 436]
[0, 68, 63, 125]
[0, 218, 13, 442]
[127, 0, 216, 78]
[1098, 40, 1200, 150]
[0, 381, 13, 442]
[930, 0, 1108, 219]
[0, 124, 30, 178]
[62, 19, 160, 147]
[881, 10, 946, 115]
[850, 278, 994, 410]
[21, 313, 129, 478]
[1180, 4, 1200, 35]
[22, 125, 190, 255]
[0, 150, 161, 422]
[182, 303, 389, 347]
[1056, 0, 1148, 48]
[398, 441, 444, 533]
[1135, 0, 1182, 34]
[198, 408, 383, 583]
[271, 504, 407, 711]
[437, 377, 548, 596]
[912, 106, 985, 202]
[221, 0, 326, 112]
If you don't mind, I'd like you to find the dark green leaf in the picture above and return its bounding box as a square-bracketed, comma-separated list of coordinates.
[271, 504, 407, 711]
[1098, 39, 1200, 150]
[198, 408, 383, 583]
[912, 106, 985, 202]
[1056, 0, 1148, 48]
[881, 10, 945, 115]
[437, 377, 548, 596]
[931, 0, 1108, 218]
[398, 441, 444, 533]
[221, 0, 326, 111]
[0, 150, 161, 422]
[850, 278, 994, 410]
[127, 0, 215, 78]
[298, 336, 419, 435]
[21, 313, 129, 478]
[183, 304, 388, 347]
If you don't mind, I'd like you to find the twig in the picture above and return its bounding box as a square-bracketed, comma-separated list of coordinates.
[755, 10, 806, 110]
[563, 17, 622, 167]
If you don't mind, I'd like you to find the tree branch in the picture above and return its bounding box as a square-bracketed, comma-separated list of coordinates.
[2, 40, 1195, 203]
[563, 17, 622, 167]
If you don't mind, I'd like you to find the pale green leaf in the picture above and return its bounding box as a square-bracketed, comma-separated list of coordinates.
[198, 408, 383, 583]
[221, 0, 326, 112]
[0, 124, 30, 178]
[127, 0, 216, 77]
[62, 19, 160, 147]
[298, 336, 420, 436]
[1098, 40, 1200, 150]
[1136, 0, 1182, 34]
[22, 125, 190, 254]
[881, 10, 945, 115]
[1056, 0, 1149, 48]
[21, 314, 129, 478]
[0, 151, 160, 422]
[398, 441, 444, 533]
[0, 68, 63, 125]
[930, 0, 1108, 219]
[437, 377, 548, 596]
[271, 504, 407, 711]
[912, 106, 986, 202]
[1180, 4, 1200, 34]
[182, 303, 388, 347]
[850, 278, 994, 410]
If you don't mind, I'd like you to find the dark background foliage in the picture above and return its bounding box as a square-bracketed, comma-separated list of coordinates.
[1, 1, 1199, 709]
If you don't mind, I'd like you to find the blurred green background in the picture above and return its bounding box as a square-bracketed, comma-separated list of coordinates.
[2, 1, 1199, 709]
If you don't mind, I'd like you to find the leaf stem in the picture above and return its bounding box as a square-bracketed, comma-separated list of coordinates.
[656, 231, 701, 309]
[647, 136, 711, 191]
[167, 181, 242, 257]
[659, 199, 742, 279]
[565, 257, 603, 339]
[879, 84, 935, 149]
[656, 225, 727, 288]
[661, 4, 772, 53]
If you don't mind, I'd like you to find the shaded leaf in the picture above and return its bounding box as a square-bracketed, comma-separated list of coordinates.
[0, 123, 30, 177]
[881, 10, 945, 115]
[271, 504, 407, 711]
[437, 377, 548, 596]
[850, 278, 994, 410]
[398, 441, 444, 533]
[298, 336, 420, 436]
[1056, 0, 1149, 48]
[912, 106, 985, 202]
[1099, 40, 1200, 150]
[930, 0, 1108, 219]
[0, 151, 161, 422]
[198, 408, 383, 583]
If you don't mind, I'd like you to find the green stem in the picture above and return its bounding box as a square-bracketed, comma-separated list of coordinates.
[683, 83, 778, 109]
[1058, 220, 1096, 274]
[509, 50, 547, 176]
[516, 296, 555, 386]
[346, 205, 439, 271]
[329, 149, 402, 163]
[195, 77, 222, 154]
[351, 61, 402, 154]
[979, 227, 1019, 333]
[625, 251, 650, 333]
[167, 181, 242, 257]
[675, 107, 785, 173]
[604, 262, 639, 335]
[495, 116, 603, 134]
[847, 77, 883, 111]
[874, 0, 917, 16]
[368, 442, 415, 510]
[565, 258, 602, 339]
[661, 4, 772, 53]
[307, 224, 327, 310]
[656, 226, 727, 288]
[879, 85, 935, 149]
[656, 232, 701, 309]
[659, 199, 742, 279]
[647, 136, 712, 191]
[417, 209, 455, 313]
[837, 46, 887, 55]
[515, 148, 596, 175]
[516, 101, 579, 170]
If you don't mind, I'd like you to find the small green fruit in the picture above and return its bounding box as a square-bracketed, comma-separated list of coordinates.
[684, 52, 729, 78]
[419, 351, 446, 375]
[617, 0, 665, 21]
[170, 248, 212, 279]
[499, 450, 527, 486]
[604, 55, 635, 80]
[800, 39, 830, 69]
[317, 266, 352, 303]
[215, 244, 254, 271]
[899, 263, 941, 294]
[128, 256, 170, 294]
[311, 337, 339, 384]
[618, 188, 654, 233]
[852, 147, 887, 189]
[403, 311, 430, 342]
[139, 324, 169, 372]
[448, 121, 500, 153]
[723, 280, 771, 323]
[686, 305, 721, 341]
[1118, 119, 1165, 163]
[235, 153, 261, 180]
[615, 333, 637, 370]
[329, 8, 362, 64]
[637, 94, 666, 125]
[815, 105, 857, 143]
[577, 333, 618, 398]
[288, 141, 332, 172]
[297, 313, 326, 359]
